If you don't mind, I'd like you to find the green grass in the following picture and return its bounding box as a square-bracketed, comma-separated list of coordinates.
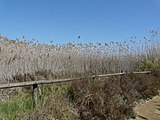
[138, 58, 160, 71]
[0, 101, 19, 119]
[0, 83, 75, 120]
[0, 93, 32, 120]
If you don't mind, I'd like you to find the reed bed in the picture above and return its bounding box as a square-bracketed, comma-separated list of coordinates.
[0, 30, 159, 84]
[0, 30, 160, 119]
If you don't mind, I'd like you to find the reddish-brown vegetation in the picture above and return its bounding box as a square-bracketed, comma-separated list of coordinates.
[68, 71, 160, 119]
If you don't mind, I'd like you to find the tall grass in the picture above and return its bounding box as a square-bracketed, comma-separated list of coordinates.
[0, 31, 160, 119]
[0, 30, 159, 83]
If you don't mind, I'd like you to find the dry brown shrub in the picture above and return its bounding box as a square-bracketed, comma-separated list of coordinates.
[68, 70, 160, 120]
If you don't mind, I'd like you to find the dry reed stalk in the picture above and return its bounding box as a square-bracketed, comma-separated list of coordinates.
[0, 31, 159, 83]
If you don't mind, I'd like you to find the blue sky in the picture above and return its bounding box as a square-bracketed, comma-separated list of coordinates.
[0, 0, 160, 44]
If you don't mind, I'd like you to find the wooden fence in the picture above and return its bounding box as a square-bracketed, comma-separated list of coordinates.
[0, 71, 150, 108]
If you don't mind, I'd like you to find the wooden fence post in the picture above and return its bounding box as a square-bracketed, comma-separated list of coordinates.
[32, 76, 38, 108]
[32, 84, 38, 108]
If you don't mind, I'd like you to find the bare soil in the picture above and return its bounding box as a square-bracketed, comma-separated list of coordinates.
[134, 95, 160, 120]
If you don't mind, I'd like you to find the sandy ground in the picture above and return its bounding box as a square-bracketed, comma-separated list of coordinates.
[134, 95, 160, 120]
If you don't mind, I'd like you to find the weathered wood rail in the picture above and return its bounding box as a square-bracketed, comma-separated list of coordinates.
[0, 71, 151, 108]
[0, 71, 150, 89]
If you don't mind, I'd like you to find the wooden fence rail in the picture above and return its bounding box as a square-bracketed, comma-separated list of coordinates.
[0, 71, 150, 89]
[0, 71, 151, 108]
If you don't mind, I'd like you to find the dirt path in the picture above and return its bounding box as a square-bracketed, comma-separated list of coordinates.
[134, 95, 160, 120]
